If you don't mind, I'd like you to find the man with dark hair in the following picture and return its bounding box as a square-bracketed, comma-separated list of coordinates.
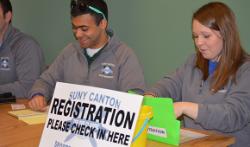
[28, 0, 145, 111]
[0, 0, 45, 97]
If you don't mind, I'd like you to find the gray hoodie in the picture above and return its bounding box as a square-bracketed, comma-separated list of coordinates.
[29, 30, 145, 101]
[0, 25, 44, 97]
[148, 54, 250, 147]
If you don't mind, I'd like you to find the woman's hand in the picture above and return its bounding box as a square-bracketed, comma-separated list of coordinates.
[173, 102, 198, 119]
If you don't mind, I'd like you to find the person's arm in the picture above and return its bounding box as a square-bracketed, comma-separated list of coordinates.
[28, 54, 63, 102]
[0, 37, 44, 97]
[116, 46, 146, 92]
[195, 63, 250, 132]
[28, 43, 73, 104]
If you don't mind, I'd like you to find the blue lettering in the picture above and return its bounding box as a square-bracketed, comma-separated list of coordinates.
[69, 91, 88, 100]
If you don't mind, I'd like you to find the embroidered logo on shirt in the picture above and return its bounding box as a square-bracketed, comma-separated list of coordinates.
[0, 57, 10, 70]
[99, 63, 115, 78]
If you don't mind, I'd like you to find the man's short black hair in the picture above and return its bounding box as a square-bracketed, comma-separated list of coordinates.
[70, 0, 108, 25]
[0, 0, 12, 14]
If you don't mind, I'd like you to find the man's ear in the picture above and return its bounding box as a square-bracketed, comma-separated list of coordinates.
[4, 11, 12, 23]
[99, 19, 108, 30]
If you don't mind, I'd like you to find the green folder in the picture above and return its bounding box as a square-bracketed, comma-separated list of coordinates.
[143, 97, 180, 146]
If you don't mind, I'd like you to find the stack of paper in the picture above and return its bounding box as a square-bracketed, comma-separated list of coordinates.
[180, 129, 208, 143]
[8, 109, 47, 125]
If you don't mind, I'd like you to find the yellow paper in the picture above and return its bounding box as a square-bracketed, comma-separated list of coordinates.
[8, 109, 45, 117]
[8, 109, 47, 125]
[19, 114, 47, 125]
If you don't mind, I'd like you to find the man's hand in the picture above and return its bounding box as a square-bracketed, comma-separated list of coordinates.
[28, 95, 47, 112]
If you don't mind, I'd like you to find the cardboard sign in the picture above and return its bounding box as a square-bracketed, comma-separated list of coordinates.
[143, 97, 180, 146]
[39, 82, 143, 147]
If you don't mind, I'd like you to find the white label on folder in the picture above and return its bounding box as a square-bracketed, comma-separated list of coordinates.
[148, 126, 167, 138]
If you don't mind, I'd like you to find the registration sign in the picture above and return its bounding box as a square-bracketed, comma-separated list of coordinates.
[39, 82, 143, 147]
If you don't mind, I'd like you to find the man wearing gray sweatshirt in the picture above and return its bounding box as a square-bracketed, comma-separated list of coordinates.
[0, 0, 44, 98]
[28, 0, 145, 111]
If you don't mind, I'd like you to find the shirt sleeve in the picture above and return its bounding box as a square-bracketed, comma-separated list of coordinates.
[28, 45, 70, 101]
[116, 45, 146, 92]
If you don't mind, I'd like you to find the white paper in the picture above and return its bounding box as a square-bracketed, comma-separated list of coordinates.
[180, 129, 208, 143]
[11, 104, 26, 110]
